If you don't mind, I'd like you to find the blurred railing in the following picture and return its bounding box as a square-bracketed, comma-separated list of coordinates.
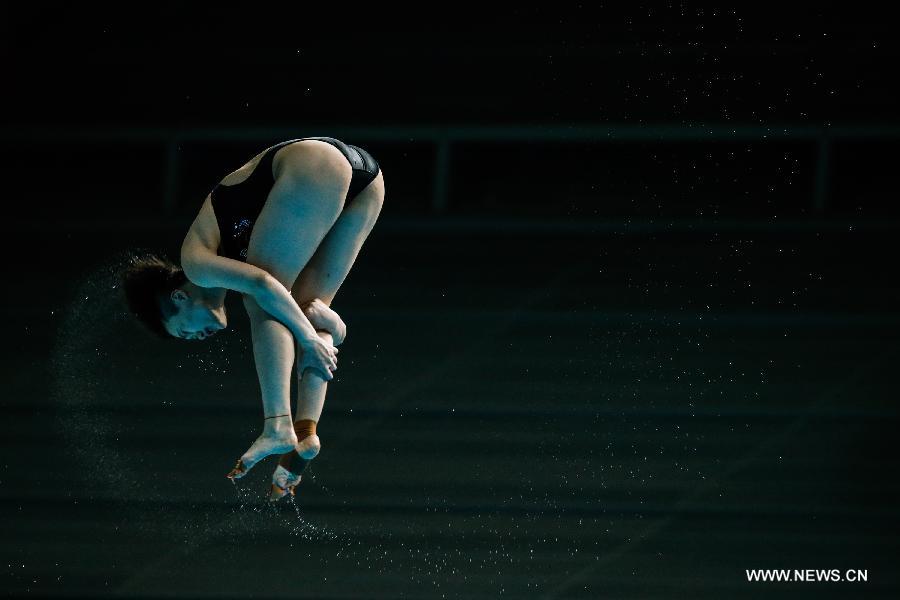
[6, 124, 900, 216]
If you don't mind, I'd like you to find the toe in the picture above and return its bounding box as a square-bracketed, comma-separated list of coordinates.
[226, 459, 247, 479]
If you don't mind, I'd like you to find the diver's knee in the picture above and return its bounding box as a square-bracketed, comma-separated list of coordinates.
[301, 298, 347, 345]
[331, 320, 347, 346]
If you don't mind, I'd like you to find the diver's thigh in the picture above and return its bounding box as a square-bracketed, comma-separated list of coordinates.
[245, 171, 350, 289]
[291, 171, 385, 306]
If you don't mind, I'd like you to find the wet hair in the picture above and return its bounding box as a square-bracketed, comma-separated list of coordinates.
[119, 252, 188, 339]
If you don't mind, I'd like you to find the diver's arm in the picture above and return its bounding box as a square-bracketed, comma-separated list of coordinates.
[251, 280, 339, 381]
[252, 276, 321, 345]
[181, 233, 319, 345]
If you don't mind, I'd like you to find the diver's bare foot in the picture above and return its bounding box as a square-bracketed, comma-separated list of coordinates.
[303, 299, 347, 345]
[269, 465, 303, 502]
[226, 417, 298, 480]
[269, 441, 317, 501]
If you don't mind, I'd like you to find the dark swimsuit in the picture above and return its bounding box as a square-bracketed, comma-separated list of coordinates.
[209, 137, 380, 261]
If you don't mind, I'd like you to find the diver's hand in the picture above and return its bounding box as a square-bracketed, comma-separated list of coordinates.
[298, 334, 338, 381]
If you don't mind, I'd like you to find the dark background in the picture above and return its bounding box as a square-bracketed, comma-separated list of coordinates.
[2, 4, 898, 599]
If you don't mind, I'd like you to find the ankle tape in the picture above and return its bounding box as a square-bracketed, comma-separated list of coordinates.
[294, 419, 317, 441]
[278, 451, 310, 475]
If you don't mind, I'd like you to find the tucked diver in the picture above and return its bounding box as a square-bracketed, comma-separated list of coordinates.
[121, 137, 384, 500]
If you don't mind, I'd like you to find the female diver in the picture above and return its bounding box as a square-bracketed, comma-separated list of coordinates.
[120, 137, 384, 500]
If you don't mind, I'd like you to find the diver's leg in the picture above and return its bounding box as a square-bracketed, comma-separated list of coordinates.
[227, 142, 351, 480]
[290, 169, 384, 424]
[269, 329, 333, 500]
[245, 140, 352, 287]
[226, 295, 299, 479]
[269, 304, 345, 499]
[291, 169, 385, 308]
[270, 171, 385, 499]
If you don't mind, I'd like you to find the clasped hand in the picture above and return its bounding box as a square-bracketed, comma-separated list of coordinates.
[298, 334, 339, 381]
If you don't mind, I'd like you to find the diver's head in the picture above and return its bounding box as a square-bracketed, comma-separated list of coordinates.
[120, 253, 227, 341]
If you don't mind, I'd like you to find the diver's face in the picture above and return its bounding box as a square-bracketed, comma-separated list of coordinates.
[163, 289, 227, 341]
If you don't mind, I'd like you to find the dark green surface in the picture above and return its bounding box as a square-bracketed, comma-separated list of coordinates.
[2, 222, 898, 598]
